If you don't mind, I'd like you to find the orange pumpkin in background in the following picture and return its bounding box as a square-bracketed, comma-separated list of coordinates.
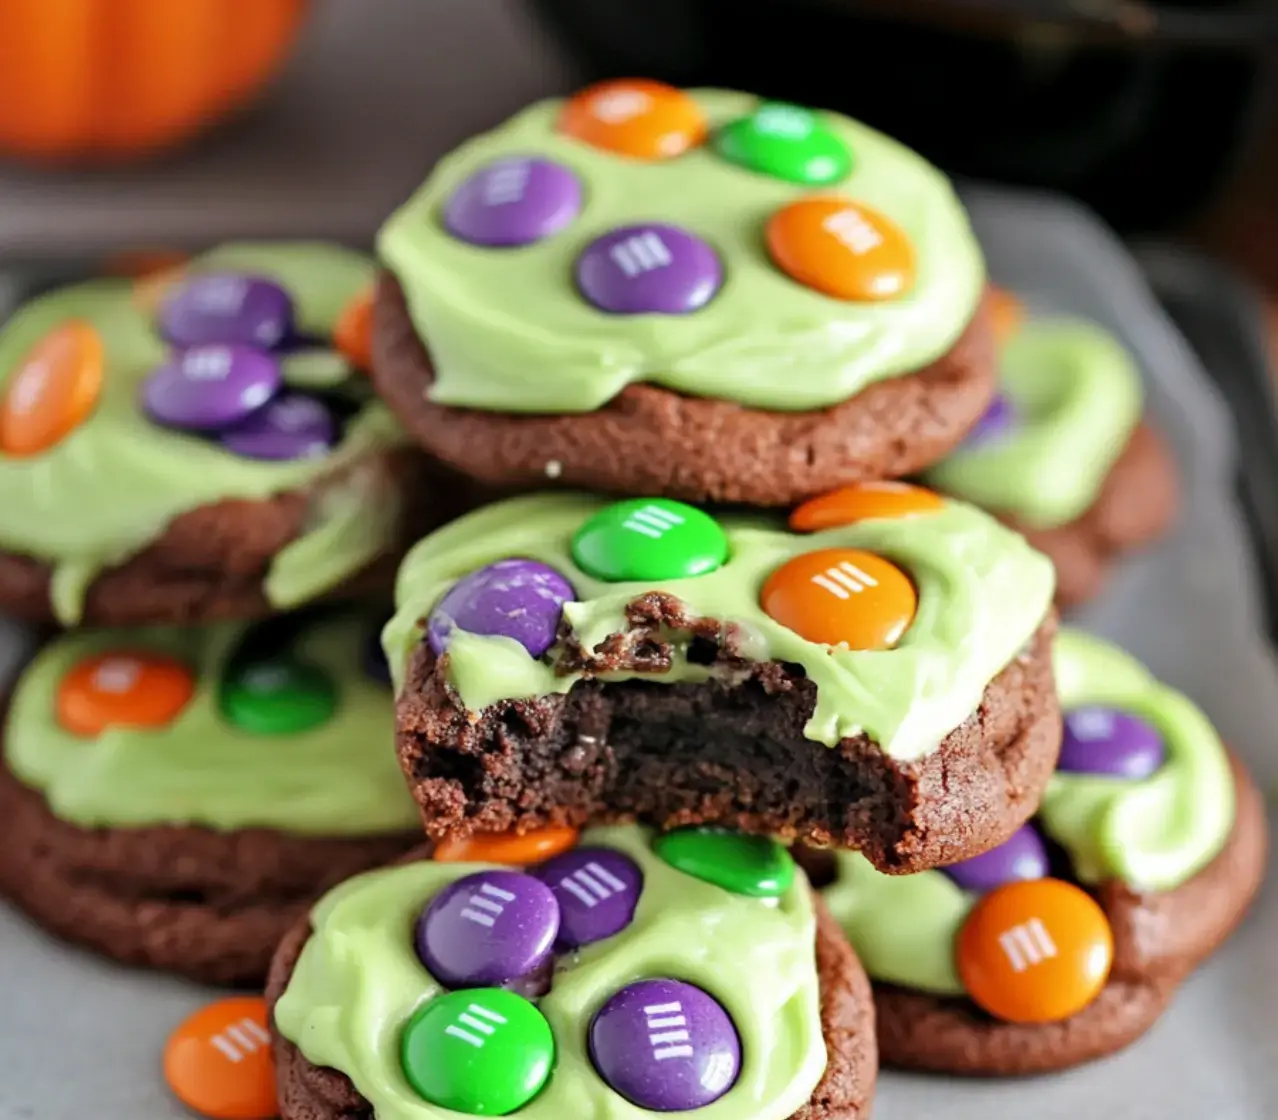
[0, 0, 311, 163]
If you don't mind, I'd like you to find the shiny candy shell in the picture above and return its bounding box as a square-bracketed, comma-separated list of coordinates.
[218, 393, 338, 461]
[766, 197, 916, 302]
[57, 651, 195, 736]
[590, 978, 741, 1111]
[761, 548, 917, 650]
[1059, 707, 1166, 779]
[415, 870, 559, 989]
[401, 988, 554, 1115]
[654, 827, 795, 898]
[533, 847, 643, 947]
[957, 878, 1114, 1024]
[444, 157, 583, 247]
[163, 997, 276, 1120]
[219, 658, 338, 735]
[559, 78, 707, 160]
[427, 558, 575, 658]
[576, 224, 722, 315]
[0, 321, 104, 457]
[714, 102, 852, 185]
[942, 824, 1049, 893]
[434, 826, 581, 865]
[142, 345, 282, 432]
[789, 481, 945, 532]
[962, 392, 1017, 448]
[158, 274, 294, 350]
[571, 498, 728, 583]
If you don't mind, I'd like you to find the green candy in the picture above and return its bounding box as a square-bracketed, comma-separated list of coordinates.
[220, 657, 338, 734]
[571, 498, 728, 583]
[400, 988, 554, 1115]
[654, 827, 796, 898]
[714, 102, 852, 185]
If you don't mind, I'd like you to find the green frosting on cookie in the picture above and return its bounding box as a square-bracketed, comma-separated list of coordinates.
[273, 825, 826, 1120]
[4, 612, 420, 835]
[378, 88, 985, 414]
[384, 492, 1054, 762]
[819, 628, 1236, 997]
[0, 242, 407, 625]
[925, 318, 1143, 529]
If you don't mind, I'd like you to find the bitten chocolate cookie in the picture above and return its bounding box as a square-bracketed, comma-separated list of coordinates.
[385, 485, 1061, 874]
[0, 242, 463, 628]
[925, 293, 1178, 608]
[809, 629, 1267, 1075]
[268, 825, 876, 1120]
[0, 609, 421, 986]
[371, 81, 996, 507]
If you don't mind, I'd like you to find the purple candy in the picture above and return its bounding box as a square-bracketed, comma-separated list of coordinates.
[533, 847, 643, 949]
[964, 392, 1017, 447]
[414, 870, 559, 990]
[141, 345, 281, 432]
[941, 824, 1049, 894]
[427, 559, 575, 658]
[590, 979, 741, 1111]
[1060, 707, 1166, 779]
[158, 274, 294, 350]
[218, 393, 338, 461]
[444, 157, 583, 247]
[576, 223, 722, 315]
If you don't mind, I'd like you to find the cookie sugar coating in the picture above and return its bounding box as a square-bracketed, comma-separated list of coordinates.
[0, 243, 407, 625]
[378, 88, 985, 414]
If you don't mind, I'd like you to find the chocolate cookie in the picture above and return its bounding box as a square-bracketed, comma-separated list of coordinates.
[267, 826, 877, 1120]
[385, 487, 1061, 874]
[0, 242, 463, 628]
[0, 610, 421, 986]
[925, 298, 1178, 608]
[811, 630, 1268, 1075]
[371, 82, 996, 506]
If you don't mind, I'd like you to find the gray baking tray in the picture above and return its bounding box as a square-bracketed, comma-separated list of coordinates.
[1, 186, 1277, 1119]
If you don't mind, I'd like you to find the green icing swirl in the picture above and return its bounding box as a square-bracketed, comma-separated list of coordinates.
[0, 242, 407, 625]
[273, 825, 826, 1120]
[377, 89, 985, 414]
[820, 628, 1236, 997]
[384, 492, 1054, 762]
[4, 612, 420, 835]
[925, 318, 1143, 529]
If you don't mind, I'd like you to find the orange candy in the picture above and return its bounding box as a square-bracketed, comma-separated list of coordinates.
[761, 548, 916, 650]
[956, 878, 1114, 1024]
[132, 263, 189, 313]
[766, 197, 915, 302]
[0, 322, 103, 457]
[434, 825, 580, 865]
[990, 286, 1025, 345]
[334, 286, 374, 372]
[57, 651, 196, 737]
[164, 997, 277, 1120]
[559, 79, 707, 160]
[101, 248, 190, 279]
[790, 482, 945, 533]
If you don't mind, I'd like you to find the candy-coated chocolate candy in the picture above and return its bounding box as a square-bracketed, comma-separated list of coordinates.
[789, 481, 945, 532]
[415, 870, 559, 989]
[333, 286, 374, 371]
[761, 548, 916, 649]
[434, 826, 580, 866]
[963, 392, 1017, 448]
[990, 286, 1025, 345]
[654, 827, 795, 898]
[220, 658, 338, 735]
[572, 498, 727, 583]
[57, 651, 195, 736]
[158, 274, 294, 350]
[559, 78, 707, 160]
[576, 224, 722, 315]
[957, 878, 1113, 1024]
[533, 847, 643, 947]
[766, 197, 915, 302]
[400, 988, 553, 1114]
[1059, 707, 1166, 779]
[942, 824, 1049, 893]
[218, 393, 337, 461]
[132, 264, 188, 314]
[590, 978, 740, 1110]
[714, 102, 852, 185]
[164, 997, 277, 1120]
[142, 345, 281, 432]
[0, 321, 104, 457]
[445, 157, 583, 248]
[427, 558, 575, 658]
